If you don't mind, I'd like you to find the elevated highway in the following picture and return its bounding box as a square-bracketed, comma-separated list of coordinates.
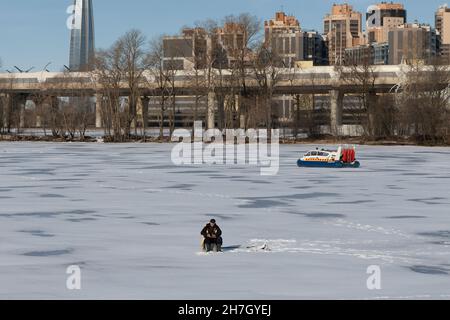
[0, 65, 443, 135]
[0, 65, 407, 95]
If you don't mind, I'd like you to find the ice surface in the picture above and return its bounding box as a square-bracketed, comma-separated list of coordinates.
[0, 142, 450, 299]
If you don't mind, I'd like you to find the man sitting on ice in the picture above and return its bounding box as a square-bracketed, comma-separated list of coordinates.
[201, 219, 223, 252]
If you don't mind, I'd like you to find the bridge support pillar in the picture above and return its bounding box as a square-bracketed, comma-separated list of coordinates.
[141, 96, 149, 130]
[207, 90, 216, 130]
[32, 98, 42, 128]
[236, 95, 245, 129]
[17, 94, 27, 130]
[95, 94, 103, 128]
[330, 89, 343, 136]
[367, 91, 378, 136]
[2, 94, 11, 130]
[135, 97, 142, 129]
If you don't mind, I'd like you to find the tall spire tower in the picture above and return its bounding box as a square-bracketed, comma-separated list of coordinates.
[69, 0, 95, 71]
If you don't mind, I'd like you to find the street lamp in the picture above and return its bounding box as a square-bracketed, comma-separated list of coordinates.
[43, 62, 52, 72]
[13, 66, 34, 73]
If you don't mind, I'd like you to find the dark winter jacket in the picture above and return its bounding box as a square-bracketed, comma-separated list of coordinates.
[201, 224, 222, 240]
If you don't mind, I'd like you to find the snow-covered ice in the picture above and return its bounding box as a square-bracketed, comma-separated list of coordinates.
[0, 142, 450, 299]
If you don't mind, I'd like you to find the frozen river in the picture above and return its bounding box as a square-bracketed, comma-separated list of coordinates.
[0, 142, 450, 299]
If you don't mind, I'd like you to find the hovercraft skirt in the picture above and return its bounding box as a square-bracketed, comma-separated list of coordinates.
[297, 160, 360, 168]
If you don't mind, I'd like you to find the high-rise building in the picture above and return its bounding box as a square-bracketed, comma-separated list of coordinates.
[213, 22, 248, 68]
[301, 31, 328, 66]
[344, 42, 389, 65]
[323, 4, 364, 65]
[163, 28, 208, 70]
[164, 22, 249, 71]
[435, 4, 450, 62]
[388, 23, 438, 65]
[265, 12, 301, 67]
[366, 2, 406, 44]
[69, 0, 95, 71]
[265, 12, 327, 67]
[265, 12, 301, 39]
[163, 27, 240, 70]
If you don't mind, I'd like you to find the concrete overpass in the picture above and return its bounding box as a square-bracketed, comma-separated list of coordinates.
[0, 65, 408, 94]
[0, 65, 428, 134]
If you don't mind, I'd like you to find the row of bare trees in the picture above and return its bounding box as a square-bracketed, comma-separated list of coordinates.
[335, 58, 450, 144]
[396, 61, 450, 143]
[92, 14, 266, 142]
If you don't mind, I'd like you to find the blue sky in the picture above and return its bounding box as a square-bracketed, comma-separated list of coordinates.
[0, 0, 446, 71]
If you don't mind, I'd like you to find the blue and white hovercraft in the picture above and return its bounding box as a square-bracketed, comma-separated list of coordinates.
[297, 146, 361, 168]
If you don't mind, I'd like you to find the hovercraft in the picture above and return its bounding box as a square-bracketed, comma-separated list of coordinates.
[297, 146, 361, 168]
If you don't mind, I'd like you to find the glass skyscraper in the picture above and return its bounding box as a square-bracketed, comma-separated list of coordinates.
[69, 0, 95, 71]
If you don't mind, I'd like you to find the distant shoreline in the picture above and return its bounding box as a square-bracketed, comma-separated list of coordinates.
[1, 134, 449, 147]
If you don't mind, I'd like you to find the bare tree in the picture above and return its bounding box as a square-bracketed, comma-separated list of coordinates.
[194, 21, 220, 131]
[47, 96, 63, 138]
[335, 63, 377, 137]
[252, 44, 283, 136]
[373, 93, 398, 138]
[93, 29, 150, 142]
[0, 94, 6, 134]
[185, 61, 206, 131]
[286, 65, 320, 139]
[147, 36, 176, 140]
[0, 58, 5, 134]
[398, 59, 450, 143]
[58, 72, 94, 141]
[94, 42, 126, 142]
[224, 13, 262, 129]
[29, 80, 53, 137]
[0, 74, 16, 133]
[119, 30, 148, 137]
